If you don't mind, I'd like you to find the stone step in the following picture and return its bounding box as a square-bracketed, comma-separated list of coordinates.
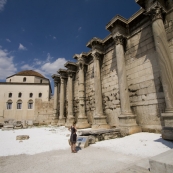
[149, 149, 173, 173]
[117, 165, 150, 173]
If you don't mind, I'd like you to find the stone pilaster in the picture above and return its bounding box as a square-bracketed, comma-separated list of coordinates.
[114, 35, 141, 135]
[76, 54, 90, 129]
[92, 50, 110, 129]
[148, 5, 173, 140]
[51, 74, 60, 125]
[65, 71, 75, 127]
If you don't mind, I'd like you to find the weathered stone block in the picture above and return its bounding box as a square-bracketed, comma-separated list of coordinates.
[16, 135, 30, 140]
[149, 149, 173, 173]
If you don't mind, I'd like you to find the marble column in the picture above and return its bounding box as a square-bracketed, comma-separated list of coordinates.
[65, 71, 75, 127]
[150, 5, 173, 140]
[58, 77, 66, 126]
[76, 56, 91, 129]
[114, 35, 141, 135]
[92, 51, 110, 129]
[52, 76, 60, 125]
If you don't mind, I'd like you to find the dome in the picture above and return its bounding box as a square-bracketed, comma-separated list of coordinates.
[15, 70, 46, 78]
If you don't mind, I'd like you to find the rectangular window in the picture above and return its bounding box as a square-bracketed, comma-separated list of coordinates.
[7, 103, 12, 109]
[28, 103, 33, 109]
[17, 103, 22, 109]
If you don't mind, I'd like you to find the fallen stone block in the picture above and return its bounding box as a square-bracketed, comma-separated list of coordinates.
[1, 127, 13, 131]
[149, 149, 173, 173]
[16, 135, 30, 140]
[3, 124, 14, 128]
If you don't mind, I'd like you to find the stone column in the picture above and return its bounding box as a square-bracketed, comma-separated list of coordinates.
[149, 5, 173, 140]
[58, 76, 66, 126]
[114, 35, 141, 135]
[76, 56, 91, 129]
[51, 75, 60, 125]
[52, 76, 60, 125]
[92, 50, 110, 129]
[65, 71, 75, 127]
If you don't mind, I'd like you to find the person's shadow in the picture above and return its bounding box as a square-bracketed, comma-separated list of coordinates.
[76, 142, 82, 152]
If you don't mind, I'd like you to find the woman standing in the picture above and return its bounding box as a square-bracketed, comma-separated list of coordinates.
[68, 121, 77, 153]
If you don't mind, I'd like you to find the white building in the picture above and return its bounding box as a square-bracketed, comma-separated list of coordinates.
[0, 70, 53, 124]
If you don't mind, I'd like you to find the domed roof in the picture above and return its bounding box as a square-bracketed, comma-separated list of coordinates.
[15, 70, 46, 78]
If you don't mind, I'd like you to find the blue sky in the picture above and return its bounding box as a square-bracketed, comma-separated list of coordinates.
[0, 0, 140, 91]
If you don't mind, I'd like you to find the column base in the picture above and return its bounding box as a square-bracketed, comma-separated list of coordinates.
[65, 117, 75, 128]
[120, 125, 142, 136]
[57, 117, 66, 126]
[76, 117, 91, 129]
[161, 112, 173, 141]
[118, 113, 141, 136]
[92, 116, 110, 129]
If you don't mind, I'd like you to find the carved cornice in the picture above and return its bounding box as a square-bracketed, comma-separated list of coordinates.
[86, 37, 103, 48]
[58, 69, 67, 79]
[106, 15, 128, 32]
[64, 61, 77, 71]
[52, 74, 60, 86]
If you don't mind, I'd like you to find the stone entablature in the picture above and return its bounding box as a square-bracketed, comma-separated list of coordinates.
[52, 0, 173, 139]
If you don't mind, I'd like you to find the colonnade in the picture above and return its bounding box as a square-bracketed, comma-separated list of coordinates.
[52, 1, 173, 138]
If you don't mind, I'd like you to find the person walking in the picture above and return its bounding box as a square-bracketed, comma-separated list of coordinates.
[68, 121, 77, 153]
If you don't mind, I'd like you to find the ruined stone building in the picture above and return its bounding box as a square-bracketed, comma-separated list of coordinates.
[52, 0, 173, 140]
[0, 70, 53, 125]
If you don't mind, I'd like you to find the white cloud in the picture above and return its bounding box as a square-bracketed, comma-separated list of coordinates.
[46, 53, 53, 62]
[21, 54, 67, 79]
[18, 43, 27, 51]
[53, 36, 56, 40]
[41, 58, 67, 75]
[0, 47, 17, 80]
[6, 38, 11, 42]
[78, 27, 82, 31]
[21, 64, 33, 70]
[0, 0, 7, 11]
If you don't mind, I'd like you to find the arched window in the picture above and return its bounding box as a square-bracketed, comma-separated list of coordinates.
[38, 93, 42, 98]
[17, 100, 22, 109]
[18, 92, 22, 98]
[9, 93, 12, 98]
[7, 100, 12, 109]
[23, 77, 26, 82]
[40, 79, 42, 83]
[29, 93, 33, 98]
[28, 100, 33, 109]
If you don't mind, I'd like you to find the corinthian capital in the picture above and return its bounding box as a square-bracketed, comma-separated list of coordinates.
[67, 70, 75, 78]
[145, 3, 166, 22]
[150, 6, 163, 22]
[92, 50, 102, 61]
[114, 35, 125, 45]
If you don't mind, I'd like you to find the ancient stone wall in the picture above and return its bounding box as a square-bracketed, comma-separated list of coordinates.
[101, 49, 120, 127]
[85, 62, 95, 124]
[125, 18, 165, 131]
[34, 98, 54, 125]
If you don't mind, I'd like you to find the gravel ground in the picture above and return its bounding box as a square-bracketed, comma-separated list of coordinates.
[0, 127, 173, 173]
